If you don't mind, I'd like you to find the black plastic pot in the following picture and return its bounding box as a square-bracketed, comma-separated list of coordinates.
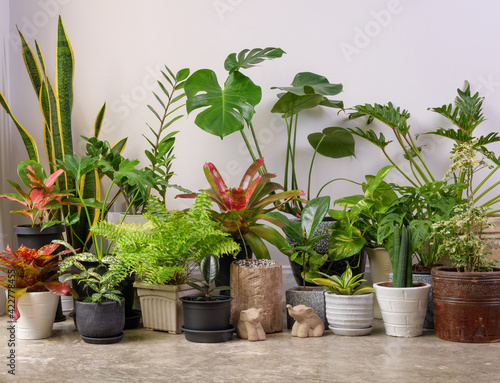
[215, 238, 252, 290]
[181, 295, 233, 331]
[13, 224, 65, 249]
[180, 295, 234, 343]
[75, 298, 125, 344]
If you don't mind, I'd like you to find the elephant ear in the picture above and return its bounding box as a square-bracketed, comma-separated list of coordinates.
[306, 307, 314, 317]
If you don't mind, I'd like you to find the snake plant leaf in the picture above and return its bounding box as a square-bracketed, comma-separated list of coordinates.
[0, 92, 39, 162]
[185, 69, 262, 139]
[224, 47, 285, 73]
[94, 103, 106, 139]
[308, 127, 355, 159]
[56, 15, 74, 161]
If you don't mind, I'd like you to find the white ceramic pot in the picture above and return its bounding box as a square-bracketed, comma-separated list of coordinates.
[365, 247, 391, 319]
[374, 281, 430, 337]
[17, 291, 59, 339]
[325, 292, 374, 336]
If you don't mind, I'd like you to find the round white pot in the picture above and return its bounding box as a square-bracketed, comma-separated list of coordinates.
[373, 281, 431, 338]
[325, 292, 374, 336]
[17, 291, 59, 340]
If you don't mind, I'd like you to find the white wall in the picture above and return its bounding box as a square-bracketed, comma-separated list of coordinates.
[3, 0, 500, 273]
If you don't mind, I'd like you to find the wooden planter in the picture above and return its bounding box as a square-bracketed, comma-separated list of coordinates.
[432, 266, 500, 343]
[135, 282, 199, 334]
[230, 260, 282, 333]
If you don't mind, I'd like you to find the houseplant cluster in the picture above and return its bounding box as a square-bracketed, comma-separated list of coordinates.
[1, 16, 499, 345]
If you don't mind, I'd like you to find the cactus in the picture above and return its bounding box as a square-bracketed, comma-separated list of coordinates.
[391, 225, 413, 288]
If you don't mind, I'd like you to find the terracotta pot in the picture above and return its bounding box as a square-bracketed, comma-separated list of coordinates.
[432, 266, 500, 343]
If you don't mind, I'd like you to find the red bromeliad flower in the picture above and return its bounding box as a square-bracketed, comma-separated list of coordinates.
[0, 244, 78, 320]
[176, 159, 304, 259]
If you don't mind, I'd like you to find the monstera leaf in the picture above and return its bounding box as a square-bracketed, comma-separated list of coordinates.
[184, 70, 262, 139]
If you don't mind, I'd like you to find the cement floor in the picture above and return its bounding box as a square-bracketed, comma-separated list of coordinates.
[1, 313, 499, 383]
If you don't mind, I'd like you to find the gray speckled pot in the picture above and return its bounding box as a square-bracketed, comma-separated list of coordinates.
[285, 286, 327, 329]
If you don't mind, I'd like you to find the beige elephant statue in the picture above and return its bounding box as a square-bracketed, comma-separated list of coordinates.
[286, 304, 324, 338]
[237, 308, 266, 341]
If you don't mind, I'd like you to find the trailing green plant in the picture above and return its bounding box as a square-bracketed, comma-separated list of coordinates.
[311, 263, 374, 295]
[391, 225, 413, 288]
[432, 140, 496, 272]
[327, 165, 397, 261]
[267, 196, 330, 289]
[92, 192, 240, 286]
[58, 240, 124, 304]
[186, 254, 228, 301]
[0, 16, 125, 251]
[176, 158, 302, 259]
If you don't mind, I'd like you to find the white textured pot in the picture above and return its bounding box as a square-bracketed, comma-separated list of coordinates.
[325, 292, 374, 336]
[17, 291, 59, 339]
[374, 281, 431, 338]
[135, 282, 199, 334]
[365, 247, 391, 319]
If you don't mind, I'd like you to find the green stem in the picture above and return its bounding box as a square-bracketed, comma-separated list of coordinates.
[240, 130, 258, 163]
[381, 148, 419, 187]
[394, 131, 428, 184]
[248, 122, 268, 174]
[316, 178, 362, 199]
[407, 133, 435, 181]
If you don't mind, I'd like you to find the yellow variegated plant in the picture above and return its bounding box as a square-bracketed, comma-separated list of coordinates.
[311, 263, 374, 295]
[0, 16, 125, 252]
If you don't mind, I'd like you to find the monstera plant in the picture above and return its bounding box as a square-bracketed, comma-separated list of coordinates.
[184, 48, 355, 217]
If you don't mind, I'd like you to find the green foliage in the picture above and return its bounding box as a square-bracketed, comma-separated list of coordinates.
[432, 205, 494, 272]
[311, 263, 374, 295]
[391, 225, 412, 288]
[269, 196, 330, 289]
[58, 240, 124, 304]
[92, 192, 240, 286]
[186, 254, 228, 300]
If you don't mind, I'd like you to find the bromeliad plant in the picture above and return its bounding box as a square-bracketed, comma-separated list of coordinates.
[0, 243, 77, 320]
[176, 158, 303, 259]
[0, 160, 79, 230]
[311, 263, 374, 295]
[187, 254, 228, 301]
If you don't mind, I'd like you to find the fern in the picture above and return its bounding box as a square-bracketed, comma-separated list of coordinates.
[98, 192, 240, 286]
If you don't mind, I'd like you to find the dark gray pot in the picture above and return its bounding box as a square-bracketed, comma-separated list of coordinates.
[180, 295, 233, 331]
[75, 298, 125, 344]
[285, 286, 327, 329]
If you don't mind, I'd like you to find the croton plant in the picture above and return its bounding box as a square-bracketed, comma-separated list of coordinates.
[176, 158, 303, 259]
[0, 244, 78, 320]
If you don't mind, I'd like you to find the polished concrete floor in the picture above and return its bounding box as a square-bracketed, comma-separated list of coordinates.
[1, 310, 499, 383]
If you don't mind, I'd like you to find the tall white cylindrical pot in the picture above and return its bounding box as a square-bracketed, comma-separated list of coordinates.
[365, 247, 391, 319]
[374, 282, 430, 338]
[325, 292, 374, 336]
[17, 291, 59, 339]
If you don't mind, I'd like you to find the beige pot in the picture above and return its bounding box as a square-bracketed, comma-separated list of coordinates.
[365, 247, 391, 319]
[134, 282, 200, 333]
[17, 291, 59, 339]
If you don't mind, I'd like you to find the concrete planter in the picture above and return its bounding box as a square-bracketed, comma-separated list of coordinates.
[286, 286, 326, 328]
[374, 281, 430, 337]
[17, 291, 59, 339]
[325, 292, 374, 336]
[135, 282, 199, 333]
